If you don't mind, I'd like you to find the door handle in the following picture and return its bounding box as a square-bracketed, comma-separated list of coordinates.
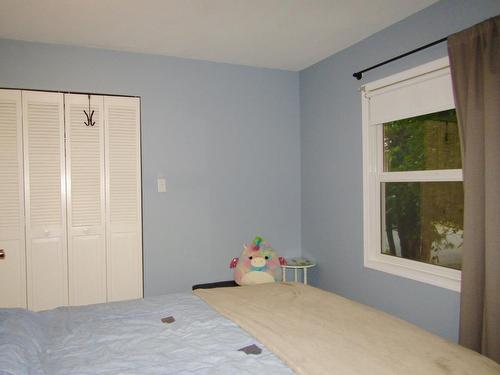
[0, 249, 4, 259]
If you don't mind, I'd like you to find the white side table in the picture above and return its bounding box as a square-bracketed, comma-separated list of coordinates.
[281, 264, 316, 284]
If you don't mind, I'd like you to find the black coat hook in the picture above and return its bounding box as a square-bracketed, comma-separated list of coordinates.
[83, 94, 95, 126]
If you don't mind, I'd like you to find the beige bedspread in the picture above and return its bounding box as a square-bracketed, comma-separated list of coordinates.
[194, 282, 499, 375]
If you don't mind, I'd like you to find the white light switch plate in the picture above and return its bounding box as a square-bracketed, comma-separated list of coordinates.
[157, 177, 166, 193]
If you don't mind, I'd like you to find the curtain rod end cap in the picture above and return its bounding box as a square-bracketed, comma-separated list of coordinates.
[353, 72, 363, 80]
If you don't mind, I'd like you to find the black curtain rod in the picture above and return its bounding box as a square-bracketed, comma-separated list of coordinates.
[352, 37, 448, 80]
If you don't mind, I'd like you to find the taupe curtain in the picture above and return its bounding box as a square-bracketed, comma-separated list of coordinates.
[448, 16, 499, 363]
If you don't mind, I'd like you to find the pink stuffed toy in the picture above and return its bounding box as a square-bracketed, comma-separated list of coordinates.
[229, 236, 286, 285]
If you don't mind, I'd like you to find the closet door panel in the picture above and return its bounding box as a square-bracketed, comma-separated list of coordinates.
[105, 97, 143, 302]
[23, 91, 67, 311]
[109, 232, 141, 300]
[28, 237, 66, 309]
[0, 90, 26, 308]
[65, 94, 106, 306]
[70, 232, 105, 304]
[0, 240, 25, 307]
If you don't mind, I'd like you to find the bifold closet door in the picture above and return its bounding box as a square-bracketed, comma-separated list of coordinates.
[23, 91, 68, 311]
[104, 96, 143, 302]
[65, 94, 106, 306]
[0, 89, 26, 308]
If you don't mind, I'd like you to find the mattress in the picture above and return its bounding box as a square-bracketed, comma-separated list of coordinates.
[0, 293, 294, 375]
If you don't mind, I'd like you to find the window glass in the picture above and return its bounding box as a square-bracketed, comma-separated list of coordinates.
[381, 181, 464, 270]
[383, 109, 461, 172]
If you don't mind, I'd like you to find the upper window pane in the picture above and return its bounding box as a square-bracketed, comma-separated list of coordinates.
[383, 109, 461, 172]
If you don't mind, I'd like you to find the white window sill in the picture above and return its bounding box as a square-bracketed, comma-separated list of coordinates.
[364, 254, 461, 292]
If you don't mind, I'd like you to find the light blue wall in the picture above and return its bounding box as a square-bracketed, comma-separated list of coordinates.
[0, 39, 301, 296]
[300, 0, 500, 342]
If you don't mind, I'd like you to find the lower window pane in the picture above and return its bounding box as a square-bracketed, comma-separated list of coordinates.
[381, 182, 464, 270]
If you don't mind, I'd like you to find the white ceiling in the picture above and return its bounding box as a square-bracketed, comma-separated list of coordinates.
[0, 0, 438, 71]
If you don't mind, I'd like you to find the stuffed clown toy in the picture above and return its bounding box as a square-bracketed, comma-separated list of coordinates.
[229, 236, 286, 285]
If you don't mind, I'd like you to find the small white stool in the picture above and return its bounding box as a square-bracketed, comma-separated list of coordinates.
[281, 264, 316, 284]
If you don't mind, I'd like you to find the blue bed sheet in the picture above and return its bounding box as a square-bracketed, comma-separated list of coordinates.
[0, 293, 295, 374]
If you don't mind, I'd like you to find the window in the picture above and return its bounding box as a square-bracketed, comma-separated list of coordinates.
[362, 57, 463, 291]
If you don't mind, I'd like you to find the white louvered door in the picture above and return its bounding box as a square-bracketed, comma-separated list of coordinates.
[0, 89, 26, 308]
[23, 91, 68, 311]
[65, 94, 106, 306]
[2, 90, 142, 309]
[104, 96, 143, 302]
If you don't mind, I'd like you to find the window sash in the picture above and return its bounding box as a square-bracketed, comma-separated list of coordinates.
[379, 170, 463, 182]
[375, 124, 463, 182]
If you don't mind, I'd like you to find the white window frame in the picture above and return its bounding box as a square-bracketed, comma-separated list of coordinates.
[362, 57, 462, 292]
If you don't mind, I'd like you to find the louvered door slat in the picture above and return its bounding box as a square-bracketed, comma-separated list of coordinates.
[23, 91, 68, 311]
[65, 94, 107, 306]
[0, 89, 26, 308]
[105, 96, 143, 302]
[27, 103, 63, 228]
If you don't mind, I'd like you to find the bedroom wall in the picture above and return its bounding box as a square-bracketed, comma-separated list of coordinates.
[300, 0, 500, 342]
[0, 39, 301, 296]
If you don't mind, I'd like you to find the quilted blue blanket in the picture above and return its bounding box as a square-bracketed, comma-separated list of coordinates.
[0, 293, 294, 374]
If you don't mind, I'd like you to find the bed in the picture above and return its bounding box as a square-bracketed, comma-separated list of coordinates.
[1, 283, 499, 375]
